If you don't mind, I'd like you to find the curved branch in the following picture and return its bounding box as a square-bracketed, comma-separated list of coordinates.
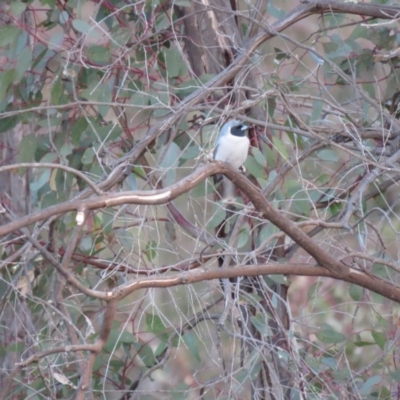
[0, 162, 221, 237]
[114, 263, 400, 303]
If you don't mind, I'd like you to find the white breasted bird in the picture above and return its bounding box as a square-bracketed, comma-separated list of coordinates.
[213, 120, 250, 201]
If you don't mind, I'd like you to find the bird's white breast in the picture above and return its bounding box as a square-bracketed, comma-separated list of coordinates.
[214, 134, 250, 169]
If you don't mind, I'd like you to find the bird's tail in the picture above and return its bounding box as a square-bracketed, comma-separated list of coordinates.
[215, 176, 236, 202]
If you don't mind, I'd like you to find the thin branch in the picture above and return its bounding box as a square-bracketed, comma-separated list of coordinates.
[0, 163, 103, 196]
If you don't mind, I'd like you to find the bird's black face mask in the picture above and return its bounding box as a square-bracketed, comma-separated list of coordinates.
[230, 125, 247, 137]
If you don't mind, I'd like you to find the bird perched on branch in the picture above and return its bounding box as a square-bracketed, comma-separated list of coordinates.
[213, 120, 250, 201]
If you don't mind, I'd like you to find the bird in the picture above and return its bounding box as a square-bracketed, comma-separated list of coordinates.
[213, 120, 250, 201]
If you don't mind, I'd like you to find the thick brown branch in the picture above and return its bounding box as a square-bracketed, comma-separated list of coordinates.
[301, 0, 400, 19]
[114, 263, 400, 303]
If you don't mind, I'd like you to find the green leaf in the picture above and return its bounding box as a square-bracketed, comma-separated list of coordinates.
[359, 375, 381, 396]
[183, 331, 201, 362]
[272, 137, 288, 160]
[72, 19, 91, 33]
[244, 155, 265, 179]
[19, 133, 38, 163]
[130, 91, 150, 107]
[159, 142, 180, 185]
[172, 0, 191, 6]
[311, 100, 323, 122]
[79, 236, 93, 252]
[266, 97, 276, 118]
[81, 147, 95, 164]
[321, 357, 336, 369]
[112, 27, 131, 47]
[317, 149, 338, 162]
[268, 274, 287, 285]
[150, 88, 170, 117]
[235, 369, 251, 385]
[48, 31, 64, 51]
[59, 10, 69, 24]
[316, 326, 346, 344]
[0, 69, 16, 103]
[0, 115, 19, 134]
[145, 241, 157, 261]
[11, 2, 27, 17]
[258, 223, 279, 245]
[191, 180, 207, 197]
[363, 83, 375, 99]
[134, 341, 156, 367]
[251, 314, 270, 336]
[263, 143, 277, 168]
[165, 49, 184, 78]
[51, 76, 63, 105]
[86, 44, 111, 65]
[251, 147, 267, 167]
[0, 26, 22, 47]
[348, 24, 370, 41]
[16, 46, 32, 82]
[354, 341, 374, 347]
[6, 342, 25, 352]
[30, 169, 51, 192]
[206, 206, 226, 229]
[292, 192, 311, 216]
[349, 284, 363, 301]
[237, 222, 250, 249]
[80, 82, 111, 118]
[71, 117, 88, 146]
[180, 145, 200, 163]
[146, 314, 166, 335]
[60, 143, 73, 158]
[267, 2, 285, 18]
[371, 330, 386, 350]
[274, 47, 290, 62]
[118, 330, 136, 344]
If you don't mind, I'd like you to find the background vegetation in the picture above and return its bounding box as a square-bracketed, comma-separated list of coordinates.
[1, 0, 400, 399]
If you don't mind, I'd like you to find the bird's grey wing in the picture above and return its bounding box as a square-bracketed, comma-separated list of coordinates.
[213, 135, 232, 162]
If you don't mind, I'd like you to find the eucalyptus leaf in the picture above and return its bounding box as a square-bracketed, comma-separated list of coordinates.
[0, 69, 16, 103]
[317, 149, 338, 162]
[359, 375, 381, 396]
[316, 326, 346, 344]
[349, 284, 363, 301]
[0, 26, 22, 47]
[183, 331, 201, 362]
[72, 19, 91, 33]
[146, 314, 166, 335]
[250, 314, 270, 336]
[30, 170, 51, 192]
[272, 137, 289, 160]
[16, 47, 32, 82]
[10, 2, 26, 16]
[159, 142, 180, 185]
[371, 330, 386, 350]
[48, 31, 64, 51]
[86, 45, 111, 65]
[19, 133, 38, 163]
[251, 147, 267, 167]
[165, 49, 184, 78]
